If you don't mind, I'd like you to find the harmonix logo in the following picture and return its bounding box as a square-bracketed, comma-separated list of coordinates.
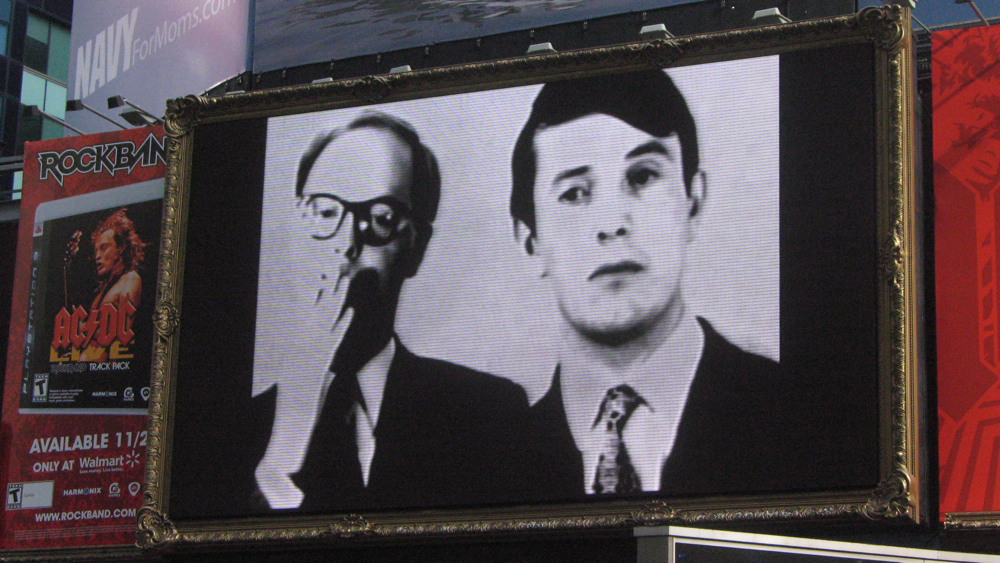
[63, 487, 101, 496]
[36, 133, 165, 186]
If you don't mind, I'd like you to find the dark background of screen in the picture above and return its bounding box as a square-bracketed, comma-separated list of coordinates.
[779, 43, 879, 490]
[168, 43, 878, 519]
[168, 117, 268, 518]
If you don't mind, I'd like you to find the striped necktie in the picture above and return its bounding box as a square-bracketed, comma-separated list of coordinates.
[592, 384, 646, 494]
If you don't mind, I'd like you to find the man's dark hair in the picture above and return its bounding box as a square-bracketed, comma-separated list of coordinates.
[295, 111, 441, 224]
[510, 70, 698, 236]
[91, 208, 145, 271]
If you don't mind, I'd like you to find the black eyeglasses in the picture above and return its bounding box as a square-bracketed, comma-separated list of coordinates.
[299, 193, 413, 247]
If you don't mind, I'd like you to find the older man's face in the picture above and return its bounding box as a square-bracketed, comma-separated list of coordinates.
[531, 113, 697, 341]
[298, 127, 417, 305]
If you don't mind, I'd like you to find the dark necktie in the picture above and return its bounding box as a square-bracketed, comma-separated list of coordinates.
[293, 372, 366, 510]
[592, 384, 646, 494]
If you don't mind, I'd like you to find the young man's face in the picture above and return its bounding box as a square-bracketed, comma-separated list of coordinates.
[530, 113, 699, 342]
[94, 229, 123, 278]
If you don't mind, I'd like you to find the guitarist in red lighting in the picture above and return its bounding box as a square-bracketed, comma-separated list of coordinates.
[79, 208, 146, 362]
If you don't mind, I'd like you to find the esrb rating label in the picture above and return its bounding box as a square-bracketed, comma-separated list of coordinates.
[32, 373, 48, 402]
[7, 481, 54, 510]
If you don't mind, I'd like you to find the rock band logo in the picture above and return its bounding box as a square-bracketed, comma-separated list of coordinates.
[36, 133, 166, 187]
[49, 295, 136, 362]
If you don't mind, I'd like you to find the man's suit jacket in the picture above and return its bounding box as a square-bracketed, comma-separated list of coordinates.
[528, 318, 816, 498]
[251, 342, 537, 514]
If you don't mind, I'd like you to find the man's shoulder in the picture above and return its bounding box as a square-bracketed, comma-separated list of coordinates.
[396, 345, 525, 393]
[695, 317, 779, 385]
[528, 367, 566, 421]
[378, 344, 537, 504]
[112, 269, 142, 289]
[685, 317, 790, 435]
[390, 344, 529, 413]
[665, 318, 812, 494]
[105, 270, 142, 303]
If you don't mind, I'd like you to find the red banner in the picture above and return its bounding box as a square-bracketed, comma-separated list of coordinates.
[1, 127, 165, 548]
[934, 25, 1000, 518]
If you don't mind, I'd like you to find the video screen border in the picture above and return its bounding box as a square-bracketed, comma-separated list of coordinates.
[139, 5, 920, 550]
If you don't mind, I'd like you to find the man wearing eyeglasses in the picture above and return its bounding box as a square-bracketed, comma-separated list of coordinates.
[253, 112, 534, 512]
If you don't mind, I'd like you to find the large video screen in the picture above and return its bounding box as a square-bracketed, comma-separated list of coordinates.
[250, 57, 785, 511]
[141, 6, 920, 549]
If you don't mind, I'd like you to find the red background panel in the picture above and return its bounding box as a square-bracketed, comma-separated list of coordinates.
[934, 25, 1000, 517]
[0, 127, 164, 548]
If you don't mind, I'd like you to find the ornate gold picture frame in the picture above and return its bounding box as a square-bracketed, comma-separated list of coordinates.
[139, 6, 919, 550]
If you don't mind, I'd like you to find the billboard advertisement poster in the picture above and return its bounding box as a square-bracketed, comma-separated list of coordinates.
[934, 25, 1000, 519]
[0, 127, 165, 549]
[66, 0, 250, 134]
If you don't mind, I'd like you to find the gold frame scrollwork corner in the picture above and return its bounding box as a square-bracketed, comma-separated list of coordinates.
[861, 470, 913, 520]
[136, 507, 178, 550]
[855, 5, 906, 53]
[164, 95, 203, 137]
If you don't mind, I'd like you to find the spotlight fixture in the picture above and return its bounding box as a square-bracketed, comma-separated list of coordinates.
[639, 24, 674, 40]
[66, 99, 127, 130]
[107, 95, 163, 126]
[526, 42, 556, 55]
[23, 105, 85, 135]
[752, 8, 792, 26]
